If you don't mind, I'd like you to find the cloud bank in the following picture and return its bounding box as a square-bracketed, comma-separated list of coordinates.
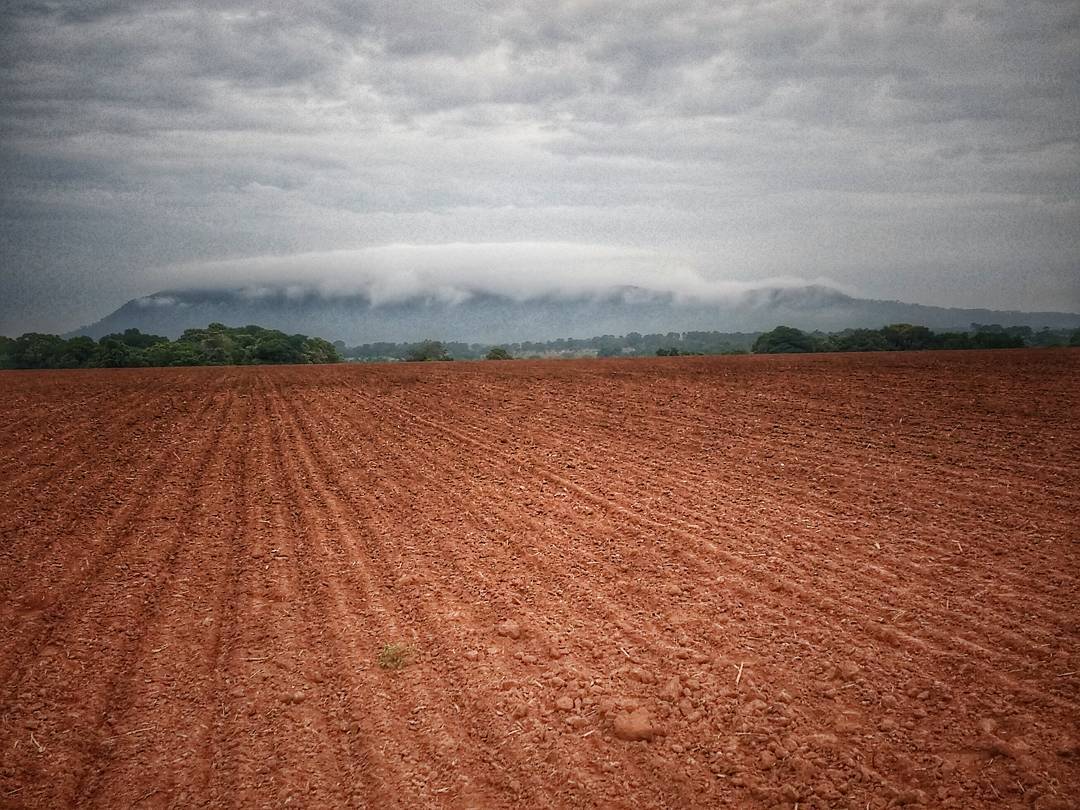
[153, 242, 849, 306]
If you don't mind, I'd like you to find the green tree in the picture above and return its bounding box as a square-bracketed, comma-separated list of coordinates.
[99, 328, 168, 349]
[832, 329, 889, 352]
[301, 337, 342, 364]
[56, 336, 98, 367]
[936, 332, 973, 350]
[485, 346, 512, 360]
[10, 333, 66, 368]
[253, 337, 302, 364]
[971, 331, 1024, 349]
[752, 326, 818, 354]
[405, 340, 451, 361]
[880, 324, 935, 351]
[145, 341, 203, 366]
[94, 338, 135, 368]
[1029, 327, 1066, 347]
[595, 335, 623, 357]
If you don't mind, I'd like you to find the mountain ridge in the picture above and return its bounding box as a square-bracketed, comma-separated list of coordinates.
[69, 285, 1080, 343]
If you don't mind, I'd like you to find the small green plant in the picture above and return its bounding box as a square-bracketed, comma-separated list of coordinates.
[378, 642, 412, 670]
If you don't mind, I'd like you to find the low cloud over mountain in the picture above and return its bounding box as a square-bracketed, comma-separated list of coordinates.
[151, 243, 849, 306]
[75, 243, 1080, 344]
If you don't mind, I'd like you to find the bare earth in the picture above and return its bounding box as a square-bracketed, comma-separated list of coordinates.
[1, 350, 1078, 809]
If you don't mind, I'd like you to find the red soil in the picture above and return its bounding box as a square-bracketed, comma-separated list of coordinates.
[1, 349, 1078, 809]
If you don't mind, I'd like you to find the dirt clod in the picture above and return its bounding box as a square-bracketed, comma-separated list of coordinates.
[628, 667, 656, 685]
[497, 620, 521, 639]
[659, 677, 681, 702]
[613, 708, 655, 742]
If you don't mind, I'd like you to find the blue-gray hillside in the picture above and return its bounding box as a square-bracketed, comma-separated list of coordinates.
[70, 285, 1080, 344]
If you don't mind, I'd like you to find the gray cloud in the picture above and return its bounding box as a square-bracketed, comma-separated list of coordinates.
[1, 0, 1078, 334]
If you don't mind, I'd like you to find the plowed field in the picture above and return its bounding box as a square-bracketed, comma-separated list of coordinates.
[2, 350, 1078, 809]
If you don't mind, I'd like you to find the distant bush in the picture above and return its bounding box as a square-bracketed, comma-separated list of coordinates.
[656, 347, 704, 356]
[485, 346, 512, 360]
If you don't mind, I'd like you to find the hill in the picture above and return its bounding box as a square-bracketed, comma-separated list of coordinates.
[70, 285, 1080, 343]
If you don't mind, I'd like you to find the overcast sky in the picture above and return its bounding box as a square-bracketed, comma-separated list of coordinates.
[2, 0, 1078, 334]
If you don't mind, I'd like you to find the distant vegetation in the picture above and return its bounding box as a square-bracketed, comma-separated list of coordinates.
[4, 322, 1076, 369]
[752, 323, 1080, 354]
[342, 330, 758, 361]
[0, 324, 341, 369]
[405, 339, 454, 362]
[340, 323, 1079, 361]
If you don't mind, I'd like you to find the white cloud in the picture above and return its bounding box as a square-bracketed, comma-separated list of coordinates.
[155, 242, 852, 305]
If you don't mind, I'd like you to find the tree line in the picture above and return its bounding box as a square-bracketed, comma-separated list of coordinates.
[345, 323, 1079, 361]
[5, 321, 1075, 368]
[342, 330, 758, 361]
[752, 323, 1080, 354]
[0, 324, 342, 369]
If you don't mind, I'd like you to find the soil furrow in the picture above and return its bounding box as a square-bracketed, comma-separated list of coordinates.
[0, 388, 235, 806]
[310, 383, 975, 803]
[423, 381, 1080, 599]
[274, 379, 570, 807]
[0, 385, 227, 685]
[0, 375, 226, 601]
[77, 382, 258, 807]
[355, 385, 1080, 717]
[390, 370, 1080, 655]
